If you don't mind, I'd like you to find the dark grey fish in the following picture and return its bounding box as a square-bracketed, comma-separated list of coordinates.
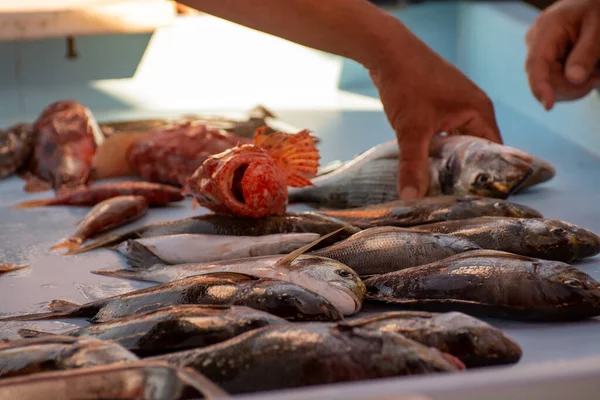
[346, 311, 522, 368]
[0, 361, 229, 400]
[150, 322, 465, 395]
[70, 212, 361, 254]
[311, 227, 481, 276]
[411, 216, 600, 262]
[289, 135, 554, 208]
[0, 335, 138, 379]
[18, 305, 289, 357]
[365, 249, 600, 321]
[317, 195, 543, 229]
[0, 272, 343, 323]
[0, 123, 35, 179]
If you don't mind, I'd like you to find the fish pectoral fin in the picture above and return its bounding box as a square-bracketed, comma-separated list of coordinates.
[124, 240, 168, 269]
[49, 299, 80, 313]
[18, 328, 54, 338]
[274, 228, 343, 269]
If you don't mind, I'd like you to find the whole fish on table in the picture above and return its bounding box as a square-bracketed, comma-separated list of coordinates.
[347, 311, 522, 368]
[411, 216, 600, 262]
[0, 272, 344, 323]
[127, 122, 251, 187]
[0, 123, 36, 180]
[14, 181, 184, 208]
[316, 195, 543, 228]
[289, 135, 555, 208]
[50, 195, 148, 253]
[0, 361, 228, 400]
[95, 229, 366, 316]
[69, 211, 360, 255]
[184, 127, 320, 218]
[114, 232, 321, 264]
[310, 226, 481, 276]
[365, 249, 600, 321]
[23, 100, 105, 193]
[150, 322, 465, 395]
[0, 335, 138, 379]
[19, 304, 289, 357]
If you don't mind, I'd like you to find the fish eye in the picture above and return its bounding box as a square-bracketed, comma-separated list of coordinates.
[563, 279, 583, 288]
[336, 269, 353, 278]
[551, 228, 566, 235]
[475, 173, 491, 186]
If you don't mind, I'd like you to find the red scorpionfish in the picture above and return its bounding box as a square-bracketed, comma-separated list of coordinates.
[183, 127, 320, 218]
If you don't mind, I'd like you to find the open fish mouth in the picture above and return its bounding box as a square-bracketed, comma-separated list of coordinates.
[505, 167, 535, 196]
[231, 163, 249, 204]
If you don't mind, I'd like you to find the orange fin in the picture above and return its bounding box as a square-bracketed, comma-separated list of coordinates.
[50, 237, 84, 253]
[0, 264, 28, 274]
[252, 127, 320, 188]
[14, 198, 53, 209]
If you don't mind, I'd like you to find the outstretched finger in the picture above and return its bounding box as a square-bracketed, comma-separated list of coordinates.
[395, 131, 432, 200]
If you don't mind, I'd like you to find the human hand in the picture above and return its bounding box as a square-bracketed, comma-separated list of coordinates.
[369, 36, 502, 200]
[525, 0, 600, 110]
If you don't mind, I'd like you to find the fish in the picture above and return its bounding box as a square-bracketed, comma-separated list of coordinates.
[114, 232, 322, 264]
[364, 249, 600, 321]
[69, 211, 361, 255]
[289, 135, 554, 208]
[18, 305, 289, 357]
[0, 335, 139, 379]
[127, 122, 251, 187]
[0, 361, 229, 400]
[346, 311, 522, 368]
[183, 127, 320, 218]
[0, 123, 36, 180]
[310, 226, 481, 276]
[24, 100, 105, 193]
[94, 229, 366, 316]
[316, 195, 543, 229]
[0, 264, 27, 275]
[14, 181, 184, 208]
[410, 216, 600, 262]
[50, 195, 148, 253]
[150, 322, 465, 395]
[0, 272, 344, 323]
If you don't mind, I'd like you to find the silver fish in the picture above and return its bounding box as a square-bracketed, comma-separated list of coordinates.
[311, 227, 481, 276]
[289, 135, 554, 208]
[95, 232, 366, 316]
[114, 232, 321, 265]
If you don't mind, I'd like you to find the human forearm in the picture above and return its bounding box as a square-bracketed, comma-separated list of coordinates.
[178, 0, 420, 69]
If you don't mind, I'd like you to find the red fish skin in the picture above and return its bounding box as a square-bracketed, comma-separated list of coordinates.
[15, 181, 184, 209]
[184, 129, 320, 219]
[27, 101, 103, 192]
[127, 122, 250, 187]
[185, 145, 287, 218]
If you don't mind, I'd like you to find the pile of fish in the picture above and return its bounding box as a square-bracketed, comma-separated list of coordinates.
[1, 99, 600, 398]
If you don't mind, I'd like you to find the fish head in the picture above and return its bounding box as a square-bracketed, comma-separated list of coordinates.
[438, 136, 537, 199]
[523, 219, 600, 262]
[184, 145, 288, 218]
[291, 256, 366, 315]
[539, 262, 600, 315]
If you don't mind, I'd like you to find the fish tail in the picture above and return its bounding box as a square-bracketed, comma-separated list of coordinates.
[18, 328, 54, 338]
[123, 240, 167, 269]
[14, 198, 56, 209]
[0, 264, 28, 273]
[252, 127, 320, 187]
[50, 237, 84, 252]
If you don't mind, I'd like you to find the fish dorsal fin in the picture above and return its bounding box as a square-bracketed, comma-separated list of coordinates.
[252, 127, 320, 188]
[275, 227, 344, 269]
[201, 272, 260, 282]
[18, 328, 54, 338]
